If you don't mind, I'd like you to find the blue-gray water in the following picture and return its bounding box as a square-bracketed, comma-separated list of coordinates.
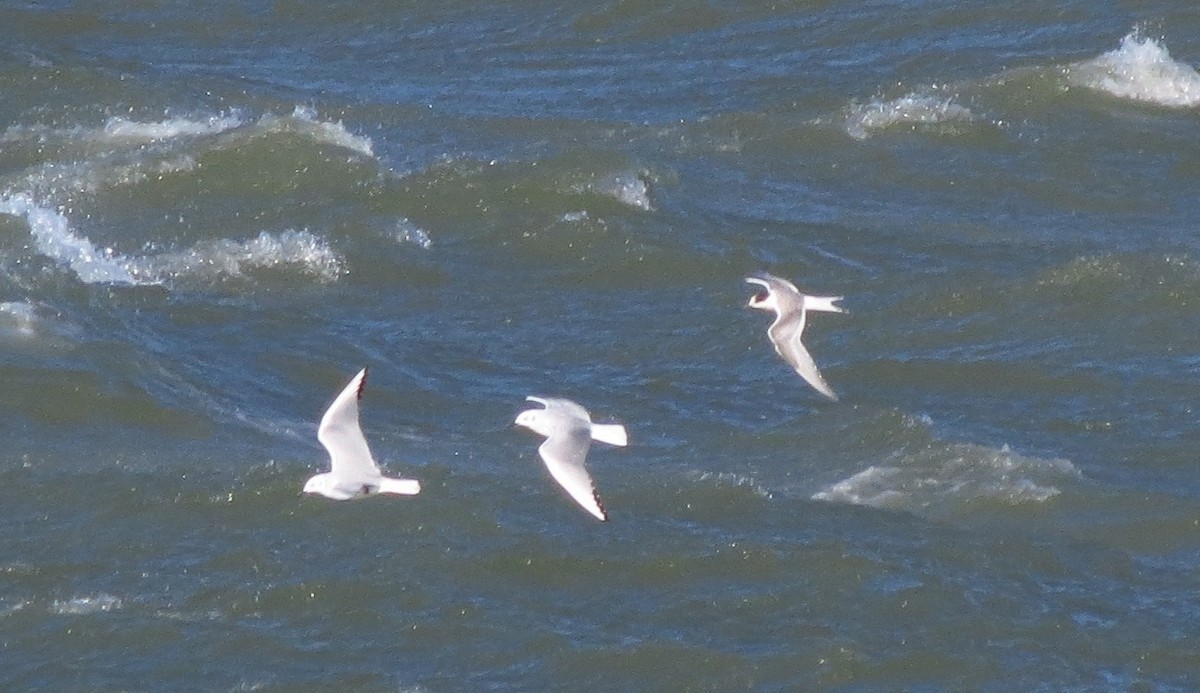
[2, 2, 1199, 689]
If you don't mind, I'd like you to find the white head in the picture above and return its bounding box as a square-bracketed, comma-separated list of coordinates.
[303, 472, 337, 498]
[514, 408, 555, 438]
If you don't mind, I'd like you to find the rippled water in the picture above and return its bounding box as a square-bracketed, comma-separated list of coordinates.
[2, 1, 1199, 689]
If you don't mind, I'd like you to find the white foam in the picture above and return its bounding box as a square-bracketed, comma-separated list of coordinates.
[0, 193, 143, 285]
[0, 191, 343, 286]
[255, 106, 375, 158]
[143, 229, 345, 284]
[393, 217, 432, 249]
[577, 172, 653, 211]
[0, 302, 38, 336]
[689, 470, 772, 499]
[1067, 32, 1200, 108]
[5, 108, 370, 200]
[101, 113, 244, 143]
[608, 173, 653, 211]
[814, 443, 1078, 514]
[845, 94, 974, 140]
[51, 593, 123, 615]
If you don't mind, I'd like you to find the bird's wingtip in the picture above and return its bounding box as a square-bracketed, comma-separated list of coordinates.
[355, 367, 368, 400]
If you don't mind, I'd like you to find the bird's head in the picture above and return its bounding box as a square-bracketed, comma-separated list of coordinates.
[303, 473, 334, 496]
[514, 408, 551, 437]
[745, 278, 777, 312]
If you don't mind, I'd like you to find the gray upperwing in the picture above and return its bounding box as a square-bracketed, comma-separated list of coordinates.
[769, 316, 838, 401]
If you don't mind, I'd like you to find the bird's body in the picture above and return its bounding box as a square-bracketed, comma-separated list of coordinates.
[303, 368, 421, 500]
[514, 396, 626, 521]
[746, 272, 846, 401]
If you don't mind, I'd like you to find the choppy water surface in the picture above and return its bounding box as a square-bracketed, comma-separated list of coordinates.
[2, 1, 1199, 689]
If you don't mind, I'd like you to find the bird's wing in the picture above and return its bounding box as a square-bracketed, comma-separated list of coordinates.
[538, 425, 607, 521]
[768, 318, 838, 401]
[529, 395, 592, 422]
[317, 368, 382, 481]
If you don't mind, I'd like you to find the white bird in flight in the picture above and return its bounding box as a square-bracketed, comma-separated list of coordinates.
[746, 272, 846, 401]
[514, 396, 627, 521]
[303, 368, 421, 500]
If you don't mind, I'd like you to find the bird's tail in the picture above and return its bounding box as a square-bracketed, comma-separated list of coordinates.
[590, 423, 628, 447]
[805, 295, 846, 314]
[378, 477, 421, 495]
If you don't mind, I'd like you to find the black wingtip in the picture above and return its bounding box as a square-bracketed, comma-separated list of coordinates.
[357, 366, 368, 400]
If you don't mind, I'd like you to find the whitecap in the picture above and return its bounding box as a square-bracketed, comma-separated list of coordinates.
[101, 113, 244, 144]
[51, 593, 123, 615]
[845, 93, 974, 140]
[0, 301, 38, 337]
[0, 193, 344, 287]
[0, 193, 144, 285]
[141, 229, 345, 284]
[393, 217, 432, 249]
[814, 443, 1078, 514]
[254, 106, 375, 158]
[606, 172, 653, 211]
[575, 171, 654, 211]
[687, 470, 772, 499]
[1066, 32, 1200, 108]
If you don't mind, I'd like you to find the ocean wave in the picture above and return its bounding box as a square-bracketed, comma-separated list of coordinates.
[845, 93, 974, 140]
[0, 193, 143, 285]
[588, 171, 654, 211]
[138, 229, 345, 284]
[391, 217, 433, 249]
[4, 107, 370, 157]
[1065, 32, 1200, 108]
[813, 442, 1079, 516]
[686, 470, 772, 499]
[0, 194, 344, 286]
[50, 593, 123, 615]
[256, 106, 375, 158]
[3, 106, 374, 200]
[0, 301, 38, 337]
[101, 113, 245, 143]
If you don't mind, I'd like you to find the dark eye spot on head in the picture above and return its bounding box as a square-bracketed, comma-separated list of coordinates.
[755, 290, 769, 302]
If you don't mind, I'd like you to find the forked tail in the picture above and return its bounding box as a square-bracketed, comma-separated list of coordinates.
[805, 295, 846, 314]
[590, 423, 628, 447]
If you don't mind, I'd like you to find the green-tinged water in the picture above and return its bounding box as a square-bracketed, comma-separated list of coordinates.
[1, 1, 1199, 689]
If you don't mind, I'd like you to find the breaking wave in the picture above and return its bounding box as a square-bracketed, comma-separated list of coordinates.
[0, 193, 141, 284]
[100, 113, 245, 143]
[1066, 32, 1200, 108]
[141, 229, 345, 284]
[0, 193, 343, 286]
[0, 105, 377, 288]
[814, 442, 1079, 516]
[845, 93, 975, 140]
[50, 593, 123, 615]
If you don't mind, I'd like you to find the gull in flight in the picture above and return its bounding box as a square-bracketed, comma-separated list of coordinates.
[514, 396, 627, 521]
[303, 368, 421, 500]
[746, 272, 846, 401]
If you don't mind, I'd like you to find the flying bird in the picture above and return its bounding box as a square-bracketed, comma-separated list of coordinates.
[514, 396, 627, 521]
[745, 272, 846, 401]
[303, 368, 421, 500]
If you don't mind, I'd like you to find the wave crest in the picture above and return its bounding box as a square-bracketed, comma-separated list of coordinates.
[1066, 32, 1200, 108]
[141, 230, 345, 284]
[845, 94, 974, 140]
[814, 442, 1079, 516]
